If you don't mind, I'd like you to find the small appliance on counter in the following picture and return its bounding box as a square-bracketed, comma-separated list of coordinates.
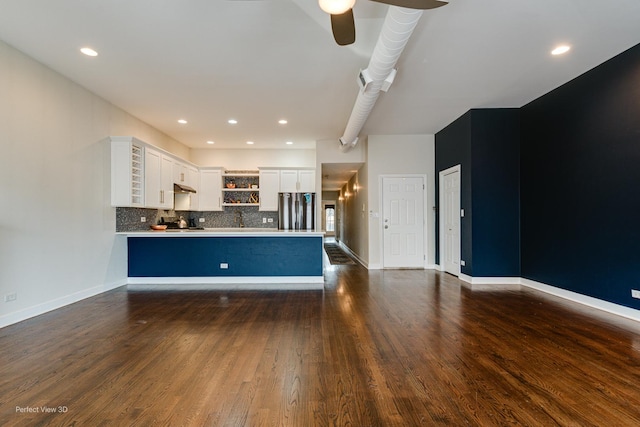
[158, 216, 203, 230]
[278, 192, 316, 230]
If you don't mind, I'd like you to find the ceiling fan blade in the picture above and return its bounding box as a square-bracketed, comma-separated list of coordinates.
[330, 9, 356, 46]
[370, 0, 447, 10]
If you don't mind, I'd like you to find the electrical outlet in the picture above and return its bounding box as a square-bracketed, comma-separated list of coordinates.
[631, 290, 640, 299]
[460, 260, 466, 266]
[199, 217, 205, 223]
[263, 218, 267, 223]
[4, 293, 17, 302]
[267, 218, 273, 223]
[220, 263, 228, 269]
[140, 216, 146, 222]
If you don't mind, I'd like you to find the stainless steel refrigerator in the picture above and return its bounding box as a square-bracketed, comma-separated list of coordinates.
[278, 192, 316, 230]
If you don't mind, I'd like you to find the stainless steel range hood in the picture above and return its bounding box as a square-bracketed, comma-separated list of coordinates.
[174, 183, 196, 193]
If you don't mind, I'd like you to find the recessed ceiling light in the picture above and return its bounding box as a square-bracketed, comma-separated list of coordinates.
[278, 119, 288, 125]
[178, 119, 188, 124]
[206, 140, 215, 145]
[246, 141, 254, 145]
[80, 47, 98, 57]
[228, 119, 238, 124]
[551, 45, 571, 55]
[286, 141, 293, 145]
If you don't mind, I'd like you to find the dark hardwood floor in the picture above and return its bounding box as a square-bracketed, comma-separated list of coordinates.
[2, 263, 640, 426]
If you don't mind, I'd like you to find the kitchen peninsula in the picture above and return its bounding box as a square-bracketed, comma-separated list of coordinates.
[118, 228, 324, 289]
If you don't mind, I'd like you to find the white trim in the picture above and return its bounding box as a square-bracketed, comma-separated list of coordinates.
[0, 279, 127, 329]
[521, 278, 640, 323]
[438, 165, 461, 277]
[452, 274, 640, 323]
[126, 276, 324, 286]
[128, 282, 323, 291]
[459, 274, 521, 285]
[337, 240, 368, 268]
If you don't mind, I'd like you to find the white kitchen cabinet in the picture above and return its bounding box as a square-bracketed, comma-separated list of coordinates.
[279, 169, 315, 192]
[145, 147, 174, 209]
[174, 160, 201, 210]
[173, 161, 188, 185]
[198, 168, 223, 211]
[298, 169, 316, 192]
[187, 166, 200, 210]
[110, 137, 144, 207]
[259, 169, 280, 211]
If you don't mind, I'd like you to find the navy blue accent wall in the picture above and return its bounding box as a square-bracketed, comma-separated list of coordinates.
[471, 110, 521, 276]
[521, 43, 640, 309]
[435, 111, 473, 272]
[128, 236, 323, 277]
[435, 109, 520, 277]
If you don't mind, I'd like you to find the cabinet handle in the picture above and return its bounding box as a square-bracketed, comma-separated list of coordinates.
[160, 190, 164, 204]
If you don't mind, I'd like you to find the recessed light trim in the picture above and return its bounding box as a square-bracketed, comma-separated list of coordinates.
[551, 45, 571, 56]
[228, 119, 238, 124]
[246, 141, 254, 145]
[80, 47, 98, 57]
[286, 141, 293, 145]
[278, 119, 288, 125]
[178, 119, 188, 124]
[206, 140, 215, 145]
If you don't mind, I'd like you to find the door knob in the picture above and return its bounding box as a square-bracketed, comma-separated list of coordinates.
[385, 225, 389, 229]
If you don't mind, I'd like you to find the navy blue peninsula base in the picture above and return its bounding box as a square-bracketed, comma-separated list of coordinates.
[118, 229, 324, 290]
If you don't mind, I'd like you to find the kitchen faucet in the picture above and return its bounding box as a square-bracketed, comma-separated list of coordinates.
[235, 210, 245, 228]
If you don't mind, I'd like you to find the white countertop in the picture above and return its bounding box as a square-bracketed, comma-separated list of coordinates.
[117, 228, 325, 237]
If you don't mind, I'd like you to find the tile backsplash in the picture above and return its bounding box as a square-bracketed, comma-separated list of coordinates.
[116, 207, 279, 232]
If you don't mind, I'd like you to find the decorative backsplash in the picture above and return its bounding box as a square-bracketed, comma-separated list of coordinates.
[116, 206, 279, 232]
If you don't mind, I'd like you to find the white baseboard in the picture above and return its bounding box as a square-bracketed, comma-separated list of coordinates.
[126, 276, 324, 289]
[337, 241, 368, 268]
[127, 282, 323, 291]
[0, 279, 127, 329]
[459, 274, 521, 286]
[521, 278, 640, 323]
[453, 274, 640, 323]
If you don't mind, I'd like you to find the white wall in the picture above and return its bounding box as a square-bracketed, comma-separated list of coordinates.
[339, 163, 369, 265]
[191, 148, 315, 169]
[0, 40, 189, 327]
[367, 134, 435, 269]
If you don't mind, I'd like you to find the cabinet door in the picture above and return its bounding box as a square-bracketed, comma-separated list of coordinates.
[160, 155, 174, 209]
[144, 148, 162, 208]
[280, 170, 299, 192]
[259, 170, 280, 211]
[173, 161, 188, 184]
[298, 170, 316, 192]
[187, 166, 200, 210]
[146, 148, 174, 209]
[199, 169, 222, 211]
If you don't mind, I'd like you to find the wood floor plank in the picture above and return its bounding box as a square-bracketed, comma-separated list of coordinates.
[2, 268, 640, 426]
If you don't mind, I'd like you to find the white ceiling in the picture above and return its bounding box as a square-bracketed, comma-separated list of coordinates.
[1, 0, 640, 187]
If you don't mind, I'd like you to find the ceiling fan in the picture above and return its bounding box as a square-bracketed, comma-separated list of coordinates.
[319, 0, 448, 46]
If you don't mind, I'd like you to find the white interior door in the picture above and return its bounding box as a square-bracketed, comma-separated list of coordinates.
[382, 176, 425, 268]
[440, 166, 461, 276]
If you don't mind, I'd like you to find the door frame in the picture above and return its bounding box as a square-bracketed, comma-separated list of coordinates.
[379, 174, 428, 269]
[321, 200, 336, 237]
[438, 165, 461, 275]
